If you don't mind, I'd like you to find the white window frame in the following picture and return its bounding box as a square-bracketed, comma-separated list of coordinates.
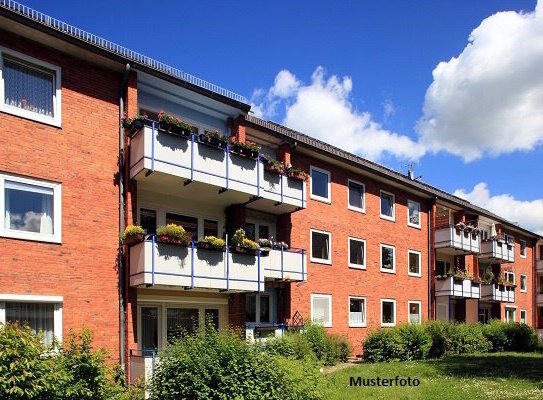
[311, 294, 332, 327]
[347, 179, 365, 213]
[380, 243, 396, 274]
[310, 229, 332, 265]
[407, 249, 422, 277]
[309, 165, 331, 204]
[348, 237, 366, 270]
[0, 47, 62, 127]
[408, 300, 422, 325]
[348, 296, 366, 328]
[245, 293, 273, 325]
[504, 306, 517, 323]
[380, 298, 396, 327]
[520, 309, 527, 324]
[379, 190, 395, 221]
[504, 271, 515, 285]
[0, 173, 62, 243]
[520, 274, 527, 293]
[0, 294, 63, 343]
[520, 239, 527, 258]
[407, 199, 421, 229]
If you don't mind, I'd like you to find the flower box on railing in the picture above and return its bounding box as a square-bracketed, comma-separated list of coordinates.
[232, 245, 259, 256]
[124, 233, 145, 246]
[198, 131, 228, 150]
[230, 141, 259, 159]
[158, 235, 188, 245]
[286, 168, 309, 181]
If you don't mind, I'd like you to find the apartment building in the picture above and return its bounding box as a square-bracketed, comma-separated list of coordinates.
[0, 1, 540, 385]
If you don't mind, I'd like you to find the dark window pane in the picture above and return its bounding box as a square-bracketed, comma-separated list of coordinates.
[350, 299, 362, 313]
[140, 208, 156, 234]
[6, 302, 55, 346]
[4, 58, 54, 117]
[408, 201, 420, 225]
[348, 182, 363, 209]
[381, 246, 394, 270]
[349, 239, 364, 265]
[382, 302, 394, 324]
[204, 219, 218, 238]
[311, 169, 328, 199]
[409, 252, 420, 274]
[260, 296, 270, 323]
[141, 307, 159, 351]
[167, 308, 199, 341]
[245, 223, 256, 241]
[259, 225, 269, 240]
[246, 295, 256, 322]
[205, 309, 219, 330]
[4, 181, 54, 234]
[380, 193, 394, 217]
[312, 232, 330, 260]
[166, 213, 198, 241]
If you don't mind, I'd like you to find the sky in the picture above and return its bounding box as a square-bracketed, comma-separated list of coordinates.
[18, 0, 543, 234]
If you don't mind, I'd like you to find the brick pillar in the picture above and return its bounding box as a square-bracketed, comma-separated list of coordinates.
[276, 214, 292, 244]
[465, 299, 479, 323]
[230, 116, 246, 143]
[277, 142, 291, 166]
[228, 293, 246, 328]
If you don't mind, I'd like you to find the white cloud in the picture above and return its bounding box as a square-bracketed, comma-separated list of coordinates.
[252, 67, 425, 162]
[382, 99, 396, 119]
[418, 2, 543, 162]
[454, 182, 543, 235]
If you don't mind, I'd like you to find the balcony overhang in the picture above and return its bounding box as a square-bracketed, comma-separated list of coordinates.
[434, 276, 480, 299]
[434, 225, 481, 255]
[479, 239, 515, 263]
[481, 283, 515, 303]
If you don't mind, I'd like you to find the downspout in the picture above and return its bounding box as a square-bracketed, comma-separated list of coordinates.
[119, 63, 131, 375]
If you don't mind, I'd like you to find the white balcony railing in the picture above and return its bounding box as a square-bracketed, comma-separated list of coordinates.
[481, 283, 515, 303]
[129, 239, 306, 292]
[434, 276, 480, 299]
[479, 239, 515, 263]
[434, 225, 480, 254]
[129, 125, 306, 212]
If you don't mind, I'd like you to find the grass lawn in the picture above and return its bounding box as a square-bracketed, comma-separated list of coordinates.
[326, 352, 543, 400]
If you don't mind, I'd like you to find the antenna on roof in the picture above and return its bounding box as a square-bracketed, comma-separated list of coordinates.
[407, 162, 422, 181]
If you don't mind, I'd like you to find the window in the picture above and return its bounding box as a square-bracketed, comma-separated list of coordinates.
[0, 174, 62, 243]
[246, 294, 271, 324]
[520, 239, 526, 258]
[349, 297, 366, 327]
[259, 225, 269, 240]
[504, 271, 515, 285]
[310, 166, 331, 203]
[520, 274, 527, 293]
[0, 295, 62, 347]
[520, 310, 527, 324]
[408, 250, 421, 277]
[504, 307, 516, 322]
[139, 208, 156, 234]
[436, 260, 451, 276]
[380, 190, 395, 221]
[311, 294, 332, 327]
[408, 301, 422, 324]
[0, 48, 62, 126]
[381, 299, 396, 327]
[380, 244, 396, 273]
[204, 219, 218, 238]
[166, 212, 198, 241]
[245, 223, 256, 241]
[347, 179, 365, 212]
[407, 200, 421, 228]
[245, 222, 269, 241]
[310, 229, 331, 264]
[141, 306, 159, 352]
[348, 237, 366, 269]
[167, 308, 199, 341]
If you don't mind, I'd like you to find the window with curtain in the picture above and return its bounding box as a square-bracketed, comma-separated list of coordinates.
[311, 230, 331, 262]
[4, 180, 54, 234]
[408, 200, 421, 227]
[408, 251, 421, 276]
[381, 244, 395, 272]
[408, 302, 421, 324]
[349, 297, 365, 326]
[381, 300, 396, 326]
[3, 57, 54, 117]
[6, 302, 55, 346]
[311, 294, 331, 327]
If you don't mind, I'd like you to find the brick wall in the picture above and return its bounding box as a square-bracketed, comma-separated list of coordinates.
[287, 153, 429, 354]
[0, 31, 122, 356]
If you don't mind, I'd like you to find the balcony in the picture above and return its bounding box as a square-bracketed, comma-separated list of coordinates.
[481, 283, 515, 303]
[434, 225, 480, 255]
[129, 125, 306, 214]
[434, 276, 480, 299]
[128, 238, 306, 292]
[537, 260, 543, 273]
[479, 239, 515, 263]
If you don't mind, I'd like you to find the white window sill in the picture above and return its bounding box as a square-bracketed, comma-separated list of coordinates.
[348, 205, 365, 214]
[349, 323, 367, 328]
[380, 214, 395, 222]
[1, 229, 61, 244]
[408, 272, 422, 278]
[311, 258, 332, 265]
[348, 264, 366, 270]
[310, 195, 331, 204]
[408, 223, 422, 229]
[0, 104, 61, 128]
[380, 268, 396, 274]
[381, 323, 396, 328]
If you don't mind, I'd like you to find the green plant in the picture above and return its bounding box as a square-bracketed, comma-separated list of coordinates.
[121, 225, 146, 241]
[204, 130, 228, 143]
[230, 228, 259, 250]
[158, 110, 192, 131]
[156, 224, 189, 245]
[202, 236, 225, 250]
[482, 319, 541, 352]
[287, 167, 309, 180]
[264, 158, 285, 173]
[121, 113, 147, 128]
[323, 334, 351, 365]
[230, 139, 260, 153]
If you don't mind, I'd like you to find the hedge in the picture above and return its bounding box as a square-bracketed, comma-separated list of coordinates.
[363, 320, 542, 362]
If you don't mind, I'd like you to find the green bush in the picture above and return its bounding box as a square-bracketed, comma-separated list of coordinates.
[396, 324, 432, 360]
[264, 332, 315, 361]
[323, 334, 351, 365]
[482, 320, 541, 352]
[149, 326, 325, 400]
[304, 323, 327, 361]
[363, 329, 404, 362]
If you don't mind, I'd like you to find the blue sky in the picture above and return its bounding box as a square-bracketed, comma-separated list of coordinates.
[20, 1, 543, 234]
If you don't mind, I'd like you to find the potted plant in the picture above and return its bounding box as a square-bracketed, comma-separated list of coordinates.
[156, 224, 189, 246]
[121, 113, 147, 136]
[230, 228, 259, 255]
[121, 225, 146, 246]
[230, 139, 259, 159]
[260, 157, 285, 174]
[481, 269, 494, 285]
[286, 167, 309, 181]
[198, 236, 226, 251]
[158, 110, 192, 138]
[258, 238, 272, 256]
[272, 240, 289, 250]
[198, 130, 228, 150]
